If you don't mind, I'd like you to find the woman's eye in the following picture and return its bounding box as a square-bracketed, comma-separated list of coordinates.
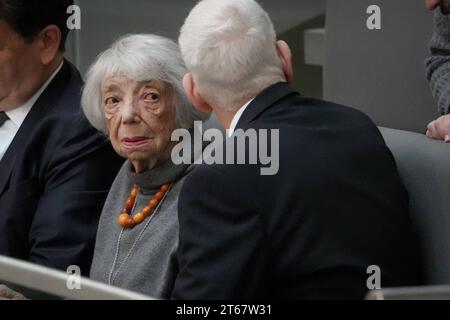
[105, 97, 119, 107]
[144, 93, 160, 103]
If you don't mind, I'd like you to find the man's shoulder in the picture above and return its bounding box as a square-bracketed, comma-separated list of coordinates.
[255, 94, 382, 142]
[34, 62, 98, 141]
[311, 97, 375, 121]
[44, 63, 84, 117]
[289, 95, 377, 126]
[36, 103, 102, 150]
[28, 92, 109, 164]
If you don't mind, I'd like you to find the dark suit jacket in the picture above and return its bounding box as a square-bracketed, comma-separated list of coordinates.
[173, 82, 423, 299]
[0, 61, 123, 275]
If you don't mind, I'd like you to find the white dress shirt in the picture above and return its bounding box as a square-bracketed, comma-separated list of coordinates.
[0, 62, 63, 161]
[227, 98, 254, 137]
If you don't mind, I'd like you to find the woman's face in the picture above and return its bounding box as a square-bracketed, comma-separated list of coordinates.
[101, 76, 177, 173]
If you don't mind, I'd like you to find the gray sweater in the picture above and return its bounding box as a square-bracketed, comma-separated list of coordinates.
[89, 159, 192, 299]
[426, 11, 450, 115]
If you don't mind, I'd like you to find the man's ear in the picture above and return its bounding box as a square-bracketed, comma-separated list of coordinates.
[182, 73, 213, 113]
[276, 40, 294, 83]
[36, 25, 61, 65]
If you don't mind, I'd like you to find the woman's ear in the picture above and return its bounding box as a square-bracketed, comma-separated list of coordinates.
[276, 40, 294, 83]
[182, 73, 213, 113]
[36, 25, 61, 65]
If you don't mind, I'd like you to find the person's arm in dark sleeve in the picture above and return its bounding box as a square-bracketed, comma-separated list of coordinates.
[426, 10, 450, 115]
[172, 165, 266, 299]
[28, 123, 122, 276]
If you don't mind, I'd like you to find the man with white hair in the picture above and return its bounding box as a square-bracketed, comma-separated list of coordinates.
[173, 0, 422, 299]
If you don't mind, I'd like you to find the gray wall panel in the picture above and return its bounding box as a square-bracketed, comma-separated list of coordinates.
[70, 0, 325, 76]
[324, 0, 437, 133]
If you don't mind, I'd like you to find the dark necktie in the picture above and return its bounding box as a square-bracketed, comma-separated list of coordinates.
[0, 112, 8, 127]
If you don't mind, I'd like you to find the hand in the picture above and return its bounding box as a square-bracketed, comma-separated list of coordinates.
[426, 114, 450, 142]
[425, 0, 441, 10]
[425, 0, 450, 14]
[0, 284, 27, 300]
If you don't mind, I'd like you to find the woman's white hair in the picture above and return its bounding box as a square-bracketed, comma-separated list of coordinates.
[82, 34, 209, 135]
[179, 0, 285, 111]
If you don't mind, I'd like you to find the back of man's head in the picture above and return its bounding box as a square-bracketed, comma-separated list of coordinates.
[0, 0, 73, 52]
[179, 0, 285, 111]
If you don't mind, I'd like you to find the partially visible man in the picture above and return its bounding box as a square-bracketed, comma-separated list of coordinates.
[173, 0, 422, 299]
[0, 0, 122, 275]
[425, 0, 450, 141]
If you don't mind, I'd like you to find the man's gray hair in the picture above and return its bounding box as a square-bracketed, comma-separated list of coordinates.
[179, 0, 285, 111]
[82, 34, 209, 135]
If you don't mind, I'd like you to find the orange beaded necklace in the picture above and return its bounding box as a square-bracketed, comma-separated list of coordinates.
[118, 183, 171, 229]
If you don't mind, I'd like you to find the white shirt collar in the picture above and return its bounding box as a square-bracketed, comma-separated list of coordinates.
[227, 98, 254, 137]
[6, 61, 64, 128]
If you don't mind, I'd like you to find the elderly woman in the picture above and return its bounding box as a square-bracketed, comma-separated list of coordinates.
[82, 34, 208, 298]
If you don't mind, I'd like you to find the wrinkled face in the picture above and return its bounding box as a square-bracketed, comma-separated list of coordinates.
[0, 20, 42, 111]
[102, 76, 177, 173]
